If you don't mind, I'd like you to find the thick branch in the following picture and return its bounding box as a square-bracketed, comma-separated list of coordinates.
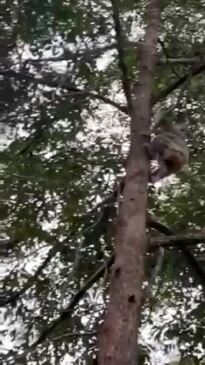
[98, 1, 160, 364]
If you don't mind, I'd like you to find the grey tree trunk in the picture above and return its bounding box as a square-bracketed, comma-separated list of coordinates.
[98, 1, 160, 364]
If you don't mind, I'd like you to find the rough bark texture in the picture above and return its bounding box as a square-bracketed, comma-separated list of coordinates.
[98, 1, 160, 365]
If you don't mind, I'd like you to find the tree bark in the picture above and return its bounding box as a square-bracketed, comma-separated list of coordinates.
[98, 1, 160, 365]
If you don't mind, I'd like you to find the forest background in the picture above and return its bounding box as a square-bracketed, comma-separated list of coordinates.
[0, 1, 205, 364]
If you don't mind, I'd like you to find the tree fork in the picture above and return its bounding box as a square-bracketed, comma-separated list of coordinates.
[98, 1, 160, 365]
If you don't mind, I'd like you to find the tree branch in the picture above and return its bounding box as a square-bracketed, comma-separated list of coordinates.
[153, 62, 205, 104]
[151, 234, 205, 248]
[0, 244, 59, 306]
[23, 228, 204, 351]
[3, 54, 205, 116]
[158, 38, 180, 78]
[22, 43, 119, 66]
[148, 216, 205, 285]
[21, 41, 140, 65]
[158, 57, 201, 65]
[3, 202, 114, 307]
[110, 0, 132, 111]
[0, 69, 127, 114]
[27, 255, 114, 350]
[5, 60, 205, 118]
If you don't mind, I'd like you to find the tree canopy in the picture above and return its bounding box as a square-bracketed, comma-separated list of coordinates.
[0, 1, 205, 364]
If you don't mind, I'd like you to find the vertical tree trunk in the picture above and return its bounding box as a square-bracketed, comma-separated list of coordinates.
[98, 1, 160, 365]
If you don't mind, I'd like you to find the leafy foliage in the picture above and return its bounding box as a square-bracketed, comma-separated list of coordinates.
[0, 0, 205, 364]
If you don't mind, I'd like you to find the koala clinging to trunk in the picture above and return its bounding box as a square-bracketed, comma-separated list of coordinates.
[148, 123, 189, 183]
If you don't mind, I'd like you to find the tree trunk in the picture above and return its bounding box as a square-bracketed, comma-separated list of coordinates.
[98, 1, 160, 365]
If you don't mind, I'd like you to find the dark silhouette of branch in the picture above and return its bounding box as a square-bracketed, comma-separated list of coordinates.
[151, 234, 205, 248]
[24, 221, 204, 350]
[28, 255, 114, 349]
[0, 69, 127, 114]
[18, 105, 51, 155]
[16, 48, 200, 70]
[0, 244, 59, 306]
[22, 44, 118, 66]
[110, 0, 132, 111]
[153, 63, 205, 104]
[148, 216, 205, 285]
[3, 202, 114, 307]
[2, 56, 205, 119]
[3, 60, 204, 122]
[158, 38, 180, 78]
[158, 57, 201, 65]
[87, 182, 205, 286]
